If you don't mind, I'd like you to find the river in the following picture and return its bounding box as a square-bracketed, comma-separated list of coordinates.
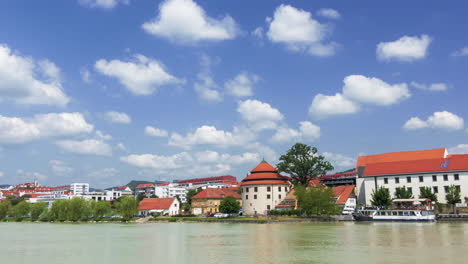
[1, 222, 467, 264]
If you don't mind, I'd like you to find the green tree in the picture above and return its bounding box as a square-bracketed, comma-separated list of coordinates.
[446, 185, 461, 213]
[6, 195, 21, 206]
[219, 196, 241, 214]
[116, 196, 138, 220]
[67, 197, 88, 221]
[30, 202, 48, 221]
[93, 201, 111, 220]
[295, 185, 338, 216]
[12, 201, 31, 221]
[277, 143, 334, 186]
[136, 193, 146, 203]
[50, 199, 69, 221]
[394, 186, 413, 206]
[150, 195, 159, 198]
[371, 187, 392, 207]
[419, 187, 438, 203]
[0, 201, 11, 220]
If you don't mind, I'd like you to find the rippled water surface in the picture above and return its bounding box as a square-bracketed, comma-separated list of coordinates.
[1, 222, 467, 264]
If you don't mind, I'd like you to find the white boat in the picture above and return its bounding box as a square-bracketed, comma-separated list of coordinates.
[354, 198, 436, 222]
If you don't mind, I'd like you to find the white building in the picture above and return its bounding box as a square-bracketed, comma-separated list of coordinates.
[154, 183, 188, 203]
[70, 183, 89, 195]
[135, 183, 155, 197]
[240, 161, 291, 216]
[80, 190, 123, 201]
[356, 148, 468, 205]
[138, 197, 180, 216]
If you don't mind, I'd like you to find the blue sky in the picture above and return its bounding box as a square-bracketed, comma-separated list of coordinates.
[1, 0, 467, 188]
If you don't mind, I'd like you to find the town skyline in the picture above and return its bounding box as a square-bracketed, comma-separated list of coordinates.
[1, 0, 468, 188]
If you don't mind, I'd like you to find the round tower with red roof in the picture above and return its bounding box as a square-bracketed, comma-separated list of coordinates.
[240, 160, 291, 216]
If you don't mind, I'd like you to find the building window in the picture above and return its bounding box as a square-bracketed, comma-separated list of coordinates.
[279, 194, 282, 199]
[285, 187, 288, 192]
[455, 185, 461, 191]
[432, 175, 437, 182]
[267, 186, 271, 192]
[433, 187, 438, 193]
[254, 187, 258, 192]
[278, 186, 282, 192]
[407, 177, 411, 183]
[267, 194, 271, 199]
[419, 176, 424, 183]
[444, 186, 449, 193]
[246, 187, 249, 192]
[267, 205, 271, 210]
[395, 177, 400, 184]
[443, 175, 448, 181]
[246, 195, 248, 200]
[384, 178, 388, 184]
[454, 174, 460, 181]
[254, 194, 257, 199]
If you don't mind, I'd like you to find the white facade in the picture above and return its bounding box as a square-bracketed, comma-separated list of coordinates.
[70, 183, 89, 195]
[359, 171, 468, 205]
[80, 190, 122, 201]
[154, 184, 188, 203]
[139, 199, 180, 216]
[241, 185, 290, 216]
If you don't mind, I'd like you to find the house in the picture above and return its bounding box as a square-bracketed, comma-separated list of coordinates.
[191, 188, 241, 215]
[356, 148, 468, 205]
[135, 183, 155, 198]
[115, 186, 132, 192]
[240, 160, 291, 216]
[138, 197, 180, 216]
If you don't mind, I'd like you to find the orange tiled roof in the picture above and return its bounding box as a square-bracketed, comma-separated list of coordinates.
[332, 185, 355, 204]
[363, 154, 468, 177]
[192, 188, 241, 200]
[357, 148, 446, 168]
[136, 183, 154, 189]
[241, 161, 290, 186]
[139, 198, 175, 210]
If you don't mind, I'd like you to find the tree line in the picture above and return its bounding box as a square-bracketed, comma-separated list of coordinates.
[0, 196, 139, 222]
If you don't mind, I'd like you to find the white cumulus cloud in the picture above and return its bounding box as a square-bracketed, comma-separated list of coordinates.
[142, 0, 239, 44]
[78, 0, 129, 9]
[0, 113, 93, 144]
[410, 82, 448, 92]
[237, 99, 284, 131]
[266, 4, 337, 56]
[104, 111, 132, 124]
[316, 8, 341, 19]
[309, 93, 360, 119]
[377, 35, 432, 62]
[270, 121, 320, 143]
[0, 44, 70, 106]
[451, 46, 468, 57]
[55, 139, 112, 156]
[448, 144, 468, 154]
[145, 126, 168, 137]
[403, 111, 464, 131]
[323, 152, 356, 168]
[95, 54, 181, 95]
[224, 72, 259, 97]
[194, 55, 222, 103]
[49, 160, 74, 176]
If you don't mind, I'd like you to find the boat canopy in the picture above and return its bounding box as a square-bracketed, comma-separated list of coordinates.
[392, 198, 430, 203]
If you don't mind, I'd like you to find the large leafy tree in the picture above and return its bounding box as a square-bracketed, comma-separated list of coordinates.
[371, 187, 392, 207]
[419, 187, 438, 203]
[446, 185, 461, 213]
[117, 196, 138, 220]
[295, 185, 338, 216]
[30, 202, 48, 221]
[0, 201, 11, 220]
[219, 196, 241, 214]
[12, 201, 30, 221]
[93, 201, 112, 220]
[277, 143, 334, 186]
[67, 197, 88, 221]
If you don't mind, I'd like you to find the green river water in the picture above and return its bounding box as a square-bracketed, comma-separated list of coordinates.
[1, 222, 467, 264]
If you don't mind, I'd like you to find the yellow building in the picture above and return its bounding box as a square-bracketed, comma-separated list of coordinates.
[191, 188, 241, 215]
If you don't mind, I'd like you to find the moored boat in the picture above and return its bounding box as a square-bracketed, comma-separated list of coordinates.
[354, 198, 436, 222]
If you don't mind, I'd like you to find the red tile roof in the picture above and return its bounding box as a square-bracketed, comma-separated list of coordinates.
[357, 148, 446, 168]
[192, 188, 241, 200]
[241, 161, 290, 186]
[115, 186, 129, 191]
[136, 183, 154, 189]
[158, 183, 171, 186]
[177, 175, 237, 185]
[139, 198, 175, 210]
[332, 185, 355, 204]
[363, 154, 468, 177]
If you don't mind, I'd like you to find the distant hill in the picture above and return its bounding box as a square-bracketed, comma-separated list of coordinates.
[106, 180, 168, 191]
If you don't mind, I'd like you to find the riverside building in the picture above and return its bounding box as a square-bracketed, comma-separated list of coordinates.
[356, 148, 468, 205]
[240, 160, 291, 216]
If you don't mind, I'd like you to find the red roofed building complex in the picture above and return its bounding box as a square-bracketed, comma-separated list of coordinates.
[135, 183, 155, 198]
[138, 197, 180, 216]
[177, 175, 238, 189]
[191, 188, 241, 215]
[240, 160, 291, 216]
[356, 148, 468, 205]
